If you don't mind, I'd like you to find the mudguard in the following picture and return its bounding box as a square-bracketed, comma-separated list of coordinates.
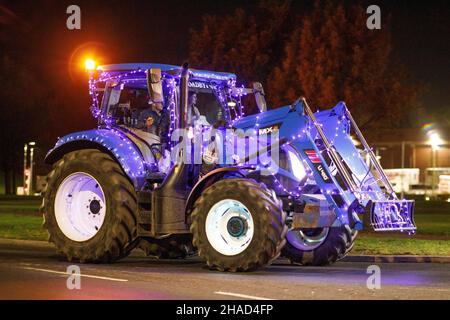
[45, 128, 148, 188]
[185, 167, 247, 213]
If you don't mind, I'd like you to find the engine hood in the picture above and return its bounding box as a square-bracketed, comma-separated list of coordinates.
[232, 105, 292, 131]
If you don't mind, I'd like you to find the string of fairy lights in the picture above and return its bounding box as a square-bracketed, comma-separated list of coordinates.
[54, 129, 147, 181]
[88, 68, 396, 204]
[84, 66, 416, 231]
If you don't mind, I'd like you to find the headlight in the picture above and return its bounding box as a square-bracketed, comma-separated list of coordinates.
[287, 150, 306, 181]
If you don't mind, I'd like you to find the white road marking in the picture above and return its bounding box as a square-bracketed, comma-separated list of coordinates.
[21, 266, 128, 282]
[214, 291, 274, 300]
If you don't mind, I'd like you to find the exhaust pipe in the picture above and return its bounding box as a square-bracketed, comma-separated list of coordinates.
[179, 62, 189, 130]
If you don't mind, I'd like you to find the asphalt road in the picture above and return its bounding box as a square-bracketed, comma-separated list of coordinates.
[0, 239, 449, 300]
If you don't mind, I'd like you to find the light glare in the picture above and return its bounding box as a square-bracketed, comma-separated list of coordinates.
[428, 132, 443, 150]
[85, 59, 96, 71]
[288, 150, 306, 181]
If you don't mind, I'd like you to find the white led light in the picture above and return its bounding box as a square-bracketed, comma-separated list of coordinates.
[428, 132, 443, 150]
[287, 150, 306, 181]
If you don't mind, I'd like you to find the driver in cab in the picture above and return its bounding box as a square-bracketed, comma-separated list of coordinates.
[138, 97, 170, 147]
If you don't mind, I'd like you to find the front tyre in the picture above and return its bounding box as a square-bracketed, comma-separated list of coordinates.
[190, 179, 287, 272]
[282, 225, 357, 266]
[41, 149, 139, 263]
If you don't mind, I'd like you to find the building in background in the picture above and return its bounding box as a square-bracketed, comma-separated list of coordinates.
[371, 128, 450, 196]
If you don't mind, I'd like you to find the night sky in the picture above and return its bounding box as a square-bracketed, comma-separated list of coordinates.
[1, 0, 449, 134]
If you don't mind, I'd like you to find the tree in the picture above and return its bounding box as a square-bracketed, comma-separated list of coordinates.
[0, 54, 44, 194]
[269, 1, 421, 133]
[189, 0, 292, 84]
[189, 0, 422, 136]
[0, 2, 59, 194]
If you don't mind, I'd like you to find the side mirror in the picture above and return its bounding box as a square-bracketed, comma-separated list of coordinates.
[253, 82, 267, 112]
[147, 68, 164, 105]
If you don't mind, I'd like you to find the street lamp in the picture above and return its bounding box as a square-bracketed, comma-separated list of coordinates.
[84, 58, 96, 71]
[23, 141, 36, 195]
[427, 130, 443, 198]
[428, 132, 443, 150]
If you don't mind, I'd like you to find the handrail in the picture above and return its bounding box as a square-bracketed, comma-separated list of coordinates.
[342, 104, 396, 198]
[301, 98, 359, 194]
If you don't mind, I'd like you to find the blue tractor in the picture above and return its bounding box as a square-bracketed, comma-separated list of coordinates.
[41, 63, 416, 271]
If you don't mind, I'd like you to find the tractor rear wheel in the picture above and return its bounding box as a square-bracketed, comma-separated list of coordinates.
[190, 178, 287, 272]
[41, 149, 139, 263]
[282, 226, 357, 266]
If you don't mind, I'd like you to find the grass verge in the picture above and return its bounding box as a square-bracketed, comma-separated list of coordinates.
[353, 235, 450, 256]
[0, 196, 449, 256]
[0, 213, 47, 241]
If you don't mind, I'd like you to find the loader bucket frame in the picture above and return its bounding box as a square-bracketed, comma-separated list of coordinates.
[290, 98, 416, 233]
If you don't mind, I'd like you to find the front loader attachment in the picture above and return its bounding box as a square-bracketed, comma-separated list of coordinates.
[298, 98, 416, 233]
[371, 200, 415, 232]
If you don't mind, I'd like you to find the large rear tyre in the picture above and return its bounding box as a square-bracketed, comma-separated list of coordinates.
[190, 179, 287, 272]
[282, 225, 357, 266]
[41, 149, 139, 263]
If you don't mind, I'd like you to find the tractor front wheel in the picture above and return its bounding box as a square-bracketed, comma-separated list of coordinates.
[282, 226, 357, 266]
[190, 179, 287, 272]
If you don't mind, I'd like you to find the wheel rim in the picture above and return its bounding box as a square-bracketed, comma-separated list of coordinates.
[54, 172, 107, 242]
[286, 228, 329, 251]
[205, 199, 254, 256]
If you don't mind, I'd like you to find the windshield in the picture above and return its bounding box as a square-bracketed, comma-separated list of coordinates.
[187, 80, 228, 126]
[101, 81, 151, 125]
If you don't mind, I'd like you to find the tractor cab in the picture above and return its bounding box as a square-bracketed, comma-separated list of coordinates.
[89, 63, 268, 173]
[93, 64, 234, 127]
[94, 64, 267, 129]
[87, 64, 232, 171]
